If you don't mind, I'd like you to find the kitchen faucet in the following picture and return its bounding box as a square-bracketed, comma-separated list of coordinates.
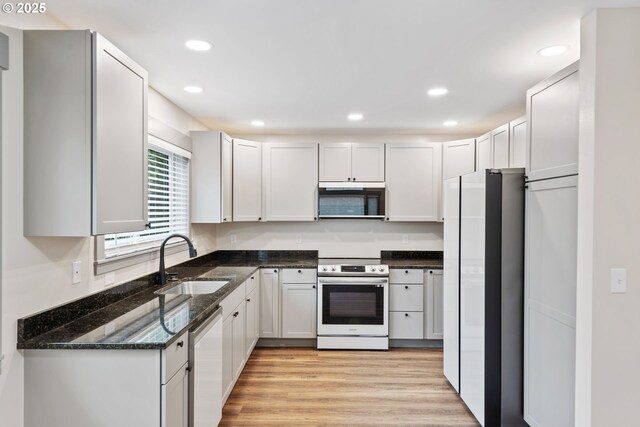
[157, 233, 197, 286]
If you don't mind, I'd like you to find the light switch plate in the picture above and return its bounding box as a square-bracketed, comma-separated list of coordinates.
[72, 261, 81, 284]
[611, 268, 627, 294]
[230, 234, 237, 244]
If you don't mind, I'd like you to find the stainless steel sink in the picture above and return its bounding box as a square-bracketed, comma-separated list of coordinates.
[158, 280, 229, 295]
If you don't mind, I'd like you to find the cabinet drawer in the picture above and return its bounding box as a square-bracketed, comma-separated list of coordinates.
[389, 312, 424, 339]
[245, 273, 259, 295]
[389, 269, 423, 284]
[389, 284, 424, 311]
[162, 331, 188, 384]
[282, 268, 317, 284]
[221, 282, 246, 320]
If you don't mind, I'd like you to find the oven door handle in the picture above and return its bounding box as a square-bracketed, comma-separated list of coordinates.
[317, 277, 389, 285]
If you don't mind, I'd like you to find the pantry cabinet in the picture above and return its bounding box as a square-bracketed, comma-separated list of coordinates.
[191, 131, 233, 223]
[443, 138, 476, 180]
[319, 142, 385, 182]
[509, 115, 527, 168]
[491, 124, 510, 169]
[233, 139, 262, 221]
[23, 30, 148, 236]
[476, 132, 492, 172]
[263, 142, 318, 221]
[385, 143, 442, 221]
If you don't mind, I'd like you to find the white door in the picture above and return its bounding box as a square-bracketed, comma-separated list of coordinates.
[233, 139, 262, 221]
[524, 175, 577, 427]
[443, 176, 460, 392]
[509, 116, 527, 168]
[93, 34, 148, 235]
[263, 142, 318, 221]
[221, 315, 234, 401]
[259, 269, 280, 338]
[460, 171, 486, 425]
[281, 283, 317, 338]
[232, 303, 246, 380]
[491, 124, 510, 169]
[526, 64, 579, 181]
[162, 364, 188, 427]
[476, 132, 491, 172]
[443, 138, 476, 180]
[351, 143, 385, 182]
[245, 287, 259, 358]
[426, 270, 444, 340]
[221, 133, 233, 222]
[385, 143, 442, 221]
[319, 142, 351, 181]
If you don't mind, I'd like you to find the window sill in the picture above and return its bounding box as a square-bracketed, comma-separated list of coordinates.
[94, 241, 188, 275]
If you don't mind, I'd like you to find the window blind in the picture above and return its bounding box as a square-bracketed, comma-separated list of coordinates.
[104, 144, 190, 258]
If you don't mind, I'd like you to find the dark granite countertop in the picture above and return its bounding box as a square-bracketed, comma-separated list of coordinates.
[17, 250, 441, 350]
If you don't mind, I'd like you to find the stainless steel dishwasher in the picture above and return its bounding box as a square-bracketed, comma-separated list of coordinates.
[189, 306, 223, 427]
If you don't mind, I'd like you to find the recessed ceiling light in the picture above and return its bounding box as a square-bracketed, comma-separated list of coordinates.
[427, 87, 448, 96]
[537, 45, 568, 57]
[184, 86, 203, 94]
[348, 113, 363, 121]
[443, 120, 458, 127]
[185, 40, 212, 51]
[251, 120, 265, 127]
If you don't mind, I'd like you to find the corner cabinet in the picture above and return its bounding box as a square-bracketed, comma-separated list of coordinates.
[385, 143, 442, 221]
[233, 139, 262, 221]
[24, 30, 148, 236]
[191, 131, 233, 223]
[263, 143, 318, 221]
[319, 142, 385, 182]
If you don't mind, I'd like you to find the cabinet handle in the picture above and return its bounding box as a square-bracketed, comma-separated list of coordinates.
[258, 217, 262, 221]
[298, 270, 302, 273]
[429, 270, 433, 274]
[347, 177, 351, 181]
[246, 298, 251, 302]
[405, 285, 409, 290]
[405, 313, 409, 317]
[176, 341, 184, 348]
[251, 276, 255, 280]
[405, 270, 409, 274]
[312, 285, 316, 289]
[145, 222, 152, 229]
[274, 270, 277, 273]
[186, 366, 192, 372]
[353, 177, 356, 181]
[386, 217, 390, 221]
[223, 217, 227, 222]
[314, 217, 318, 220]
[233, 311, 239, 317]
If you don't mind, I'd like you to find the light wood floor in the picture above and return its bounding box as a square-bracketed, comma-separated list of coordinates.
[220, 347, 479, 426]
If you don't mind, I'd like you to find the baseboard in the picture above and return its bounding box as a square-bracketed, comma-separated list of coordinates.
[257, 338, 317, 347]
[389, 339, 443, 348]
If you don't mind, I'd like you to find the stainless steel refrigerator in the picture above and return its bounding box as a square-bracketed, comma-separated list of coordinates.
[443, 168, 526, 427]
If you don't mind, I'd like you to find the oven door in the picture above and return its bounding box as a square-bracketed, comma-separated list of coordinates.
[317, 277, 389, 336]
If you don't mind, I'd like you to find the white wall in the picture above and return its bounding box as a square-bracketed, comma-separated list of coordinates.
[576, 8, 640, 426]
[0, 24, 213, 427]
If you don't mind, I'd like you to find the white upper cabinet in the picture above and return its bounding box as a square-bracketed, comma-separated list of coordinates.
[23, 30, 148, 236]
[526, 62, 579, 181]
[475, 132, 492, 172]
[385, 143, 442, 221]
[319, 142, 385, 182]
[191, 131, 233, 223]
[443, 138, 476, 180]
[233, 139, 262, 221]
[509, 115, 527, 168]
[263, 142, 318, 221]
[491, 124, 510, 169]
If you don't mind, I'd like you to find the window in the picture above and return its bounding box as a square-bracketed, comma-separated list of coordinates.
[103, 137, 190, 259]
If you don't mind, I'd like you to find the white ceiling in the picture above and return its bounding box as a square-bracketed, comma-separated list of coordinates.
[43, 0, 640, 135]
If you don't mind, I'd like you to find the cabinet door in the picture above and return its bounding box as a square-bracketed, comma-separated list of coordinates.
[385, 143, 442, 221]
[526, 62, 579, 181]
[319, 142, 351, 181]
[259, 269, 280, 338]
[232, 302, 247, 380]
[524, 176, 577, 427]
[221, 133, 233, 222]
[509, 116, 527, 168]
[162, 363, 188, 427]
[491, 124, 510, 169]
[245, 287, 259, 358]
[233, 139, 262, 221]
[476, 132, 492, 172]
[351, 143, 385, 182]
[93, 34, 148, 235]
[443, 138, 476, 180]
[389, 312, 424, 339]
[221, 315, 234, 401]
[425, 270, 444, 339]
[263, 142, 318, 221]
[281, 283, 317, 338]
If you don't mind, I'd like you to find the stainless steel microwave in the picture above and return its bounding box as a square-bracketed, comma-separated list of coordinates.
[318, 182, 385, 219]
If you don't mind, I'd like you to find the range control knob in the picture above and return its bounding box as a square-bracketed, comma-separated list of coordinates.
[322, 267, 327, 272]
[331, 267, 336, 272]
[378, 267, 385, 272]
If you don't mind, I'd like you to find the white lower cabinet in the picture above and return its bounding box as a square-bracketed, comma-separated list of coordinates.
[221, 280, 251, 403]
[245, 286, 260, 358]
[390, 311, 424, 339]
[425, 270, 444, 340]
[163, 363, 189, 427]
[281, 283, 317, 338]
[259, 269, 280, 338]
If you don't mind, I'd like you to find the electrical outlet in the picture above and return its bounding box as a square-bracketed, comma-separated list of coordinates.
[611, 268, 627, 293]
[105, 272, 115, 287]
[296, 234, 302, 244]
[230, 234, 237, 244]
[72, 261, 81, 284]
[402, 234, 409, 244]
